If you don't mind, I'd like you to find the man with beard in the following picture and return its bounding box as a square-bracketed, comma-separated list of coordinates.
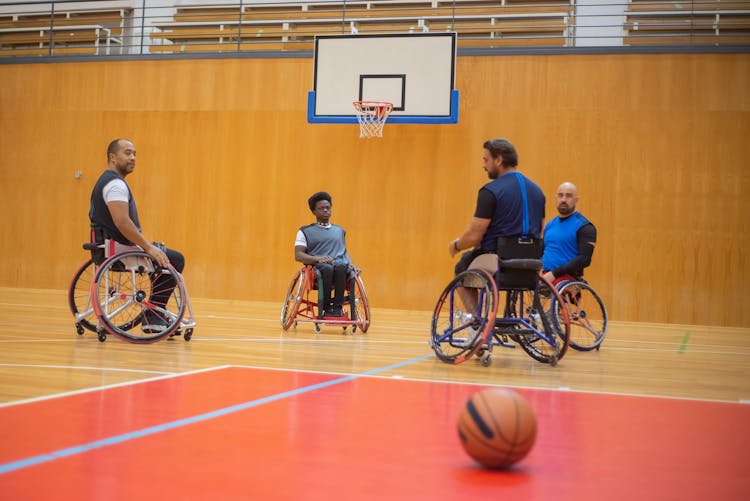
[541, 182, 597, 285]
[448, 138, 546, 275]
[89, 138, 185, 333]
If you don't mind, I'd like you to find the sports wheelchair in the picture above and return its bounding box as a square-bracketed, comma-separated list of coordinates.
[68, 240, 196, 343]
[280, 265, 370, 333]
[430, 237, 571, 367]
[546, 277, 607, 351]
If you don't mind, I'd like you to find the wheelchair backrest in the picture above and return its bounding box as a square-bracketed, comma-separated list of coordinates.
[496, 237, 543, 290]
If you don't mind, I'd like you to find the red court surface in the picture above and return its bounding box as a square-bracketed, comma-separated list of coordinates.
[1, 366, 748, 500]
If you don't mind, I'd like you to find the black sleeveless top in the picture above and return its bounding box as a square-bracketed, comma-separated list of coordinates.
[89, 170, 141, 244]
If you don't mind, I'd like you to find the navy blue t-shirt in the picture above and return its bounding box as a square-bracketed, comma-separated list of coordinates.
[474, 171, 545, 251]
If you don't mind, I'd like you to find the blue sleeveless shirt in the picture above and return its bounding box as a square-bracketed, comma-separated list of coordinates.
[542, 212, 590, 271]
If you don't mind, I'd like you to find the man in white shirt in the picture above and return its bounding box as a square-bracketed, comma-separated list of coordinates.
[89, 139, 185, 333]
[294, 192, 352, 318]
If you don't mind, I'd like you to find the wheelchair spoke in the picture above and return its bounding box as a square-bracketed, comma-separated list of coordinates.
[558, 281, 607, 351]
[93, 251, 187, 342]
[104, 297, 136, 318]
[431, 269, 497, 364]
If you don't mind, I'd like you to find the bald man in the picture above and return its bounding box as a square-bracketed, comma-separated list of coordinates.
[89, 138, 185, 334]
[541, 182, 597, 284]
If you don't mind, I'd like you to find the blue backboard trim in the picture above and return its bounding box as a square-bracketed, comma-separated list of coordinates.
[307, 90, 459, 124]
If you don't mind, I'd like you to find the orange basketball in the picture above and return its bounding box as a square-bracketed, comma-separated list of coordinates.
[457, 388, 537, 469]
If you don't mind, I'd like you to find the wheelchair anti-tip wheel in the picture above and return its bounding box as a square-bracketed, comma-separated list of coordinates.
[554, 281, 607, 351]
[68, 259, 98, 334]
[505, 278, 570, 365]
[430, 268, 498, 364]
[92, 251, 186, 343]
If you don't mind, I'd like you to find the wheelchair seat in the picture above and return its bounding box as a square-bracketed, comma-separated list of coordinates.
[496, 236, 543, 290]
[467, 237, 543, 290]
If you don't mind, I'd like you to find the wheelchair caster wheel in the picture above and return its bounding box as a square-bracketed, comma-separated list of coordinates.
[549, 355, 558, 367]
[293, 321, 298, 328]
[480, 352, 492, 367]
[314, 323, 322, 333]
[76, 324, 84, 336]
[351, 325, 357, 334]
[97, 330, 107, 343]
[184, 328, 193, 341]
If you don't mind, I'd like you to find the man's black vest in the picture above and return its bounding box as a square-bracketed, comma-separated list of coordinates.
[89, 170, 141, 245]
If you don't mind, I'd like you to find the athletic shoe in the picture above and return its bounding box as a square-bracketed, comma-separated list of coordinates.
[327, 306, 344, 317]
[142, 312, 168, 334]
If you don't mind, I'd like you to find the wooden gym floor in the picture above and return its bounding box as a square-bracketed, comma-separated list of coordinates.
[0, 287, 748, 500]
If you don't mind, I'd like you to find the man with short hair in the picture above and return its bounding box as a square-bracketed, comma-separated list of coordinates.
[542, 182, 597, 284]
[449, 138, 545, 270]
[89, 138, 185, 333]
[294, 192, 353, 318]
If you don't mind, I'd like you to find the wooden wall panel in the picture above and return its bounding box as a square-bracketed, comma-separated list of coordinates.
[0, 53, 748, 326]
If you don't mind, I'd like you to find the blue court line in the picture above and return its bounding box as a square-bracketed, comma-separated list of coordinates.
[0, 355, 433, 475]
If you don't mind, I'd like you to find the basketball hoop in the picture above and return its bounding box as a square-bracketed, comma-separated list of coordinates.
[353, 101, 393, 138]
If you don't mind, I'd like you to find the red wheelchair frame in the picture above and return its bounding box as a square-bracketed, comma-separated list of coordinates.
[280, 265, 370, 333]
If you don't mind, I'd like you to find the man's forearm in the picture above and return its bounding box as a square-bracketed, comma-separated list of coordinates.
[115, 219, 153, 250]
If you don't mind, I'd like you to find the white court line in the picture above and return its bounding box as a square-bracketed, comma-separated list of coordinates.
[592, 345, 750, 356]
[0, 339, 95, 343]
[0, 323, 76, 331]
[0, 365, 232, 408]
[0, 359, 746, 408]
[0, 335, 747, 356]
[198, 337, 427, 345]
[612, 337, 750, 348]
[228, 364, 749, 405]
[0, 302, 68, 309]
[202, 315, 427, 332]
[0, 363, 173, 375]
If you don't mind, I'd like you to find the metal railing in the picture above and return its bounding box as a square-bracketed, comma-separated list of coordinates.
[0, 0, 748, 59]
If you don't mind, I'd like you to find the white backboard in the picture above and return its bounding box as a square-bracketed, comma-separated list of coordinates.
[308, 33, 458, 124]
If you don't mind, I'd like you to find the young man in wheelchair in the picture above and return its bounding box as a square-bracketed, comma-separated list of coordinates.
[541, 182, 597, 286]
[294, 192, 357, 318]
[89, 138, 185, 334]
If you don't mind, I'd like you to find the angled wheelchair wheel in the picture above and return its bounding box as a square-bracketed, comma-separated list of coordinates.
[92, 251, 185, 343]
[430, 269, 498, 364]
[281, 269, 305, 330]
[555, 281, 607, 351]
[351, 274, 371, 333]
[507, 278, 570, 365]
[68, 259, 98, 334]
[69, 259, 143, 335]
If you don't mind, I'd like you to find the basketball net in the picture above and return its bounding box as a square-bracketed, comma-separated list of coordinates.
[353, 101, 393, 138]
